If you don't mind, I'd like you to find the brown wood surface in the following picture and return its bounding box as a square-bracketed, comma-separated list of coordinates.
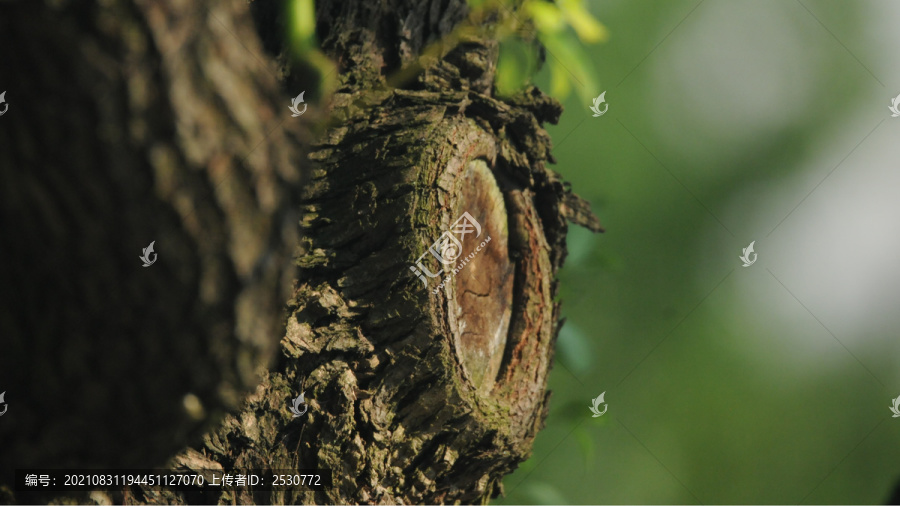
[0, 0, 600, 503]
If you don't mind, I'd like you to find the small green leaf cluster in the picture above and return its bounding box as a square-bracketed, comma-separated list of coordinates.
[286, 0, 338, 94]
[480, 0, 607, 102]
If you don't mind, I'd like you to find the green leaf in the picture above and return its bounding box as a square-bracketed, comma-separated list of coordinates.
[496, 38, 538, 97]
[284, 0, 339, 96]
[524, 0, 566, 34]
[558, 0, 609, 43]
[487, 0, 607, 102]
[540, 30, 601, 103]
[287, 0, 317, 53]
[548, 58, 571, 98]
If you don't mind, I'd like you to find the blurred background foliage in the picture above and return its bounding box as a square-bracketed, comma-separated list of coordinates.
[488, 0, 900, 504]
[492, 0, 607, 101]
[286, 0, 900, 502]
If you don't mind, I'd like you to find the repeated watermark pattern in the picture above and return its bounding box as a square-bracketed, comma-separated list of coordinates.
[409, 211, 492, 294]
[739, 241, 757, 267]
[889, 93, 900, 117]
[890, 395, 900, 418]
[71, 0, 900, 501]
[139, 241, 157, 267]
[499, 1, 715, 501]
[507, 2, 898, 502]
[289, 91, 307, 117]
[502, 0, 900, 499]
[588, 392, 607, 417]
[288, 392, 308, 418]
[590, 91, 608, 117]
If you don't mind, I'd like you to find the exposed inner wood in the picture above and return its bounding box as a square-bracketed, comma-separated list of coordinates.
[447, 159, 513, 393]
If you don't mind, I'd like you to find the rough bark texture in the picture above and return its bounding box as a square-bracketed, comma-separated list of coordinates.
[0, 0, 309, 501]
[277, 86, 570, 504]
[0, 0, 600, 504]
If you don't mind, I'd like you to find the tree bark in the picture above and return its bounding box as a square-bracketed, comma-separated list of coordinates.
[0, 0, 600, 504]
[0, 0, 309, 500]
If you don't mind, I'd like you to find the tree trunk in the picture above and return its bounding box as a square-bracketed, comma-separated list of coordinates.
[0, 0, 600, 504]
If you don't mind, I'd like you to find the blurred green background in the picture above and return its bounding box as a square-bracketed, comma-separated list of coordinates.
[492, 0, 900, 503]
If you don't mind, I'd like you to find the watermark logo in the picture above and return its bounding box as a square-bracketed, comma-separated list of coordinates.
[590, 91, 608, 117]
[289, 91, 307, 117]
[0, 91, 7, 116]
[589, 392, 607, 417]
[139, 241, 157, 267]
[890, 395, 900, 418]
[740, 241, 757, 267]
[889, 93, 900, 117]
[409, 211, 491, 294]
[0, 391, 7, 417]
[289, 392, 308, 418]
